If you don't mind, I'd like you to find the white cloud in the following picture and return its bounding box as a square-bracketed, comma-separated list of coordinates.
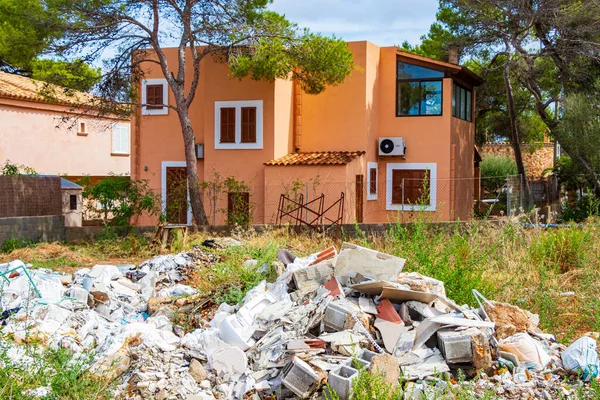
[269, 0, 439, 46]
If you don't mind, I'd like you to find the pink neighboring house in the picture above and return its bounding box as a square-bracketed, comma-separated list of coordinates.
[0, 72, 130, 181]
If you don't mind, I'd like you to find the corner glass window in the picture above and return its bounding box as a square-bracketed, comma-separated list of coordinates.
[452, 83, 472, 122]
[397, 61, 444, 117]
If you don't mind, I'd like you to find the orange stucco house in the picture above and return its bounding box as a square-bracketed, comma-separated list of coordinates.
[0, 72, 130, 181]
[132, 41, 482, 226]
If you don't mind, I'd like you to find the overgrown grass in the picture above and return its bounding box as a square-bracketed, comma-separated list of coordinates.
[0, 345, 112, 399]
[183, 220, 600, 342]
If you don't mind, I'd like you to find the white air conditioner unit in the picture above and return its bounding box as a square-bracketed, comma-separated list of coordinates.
[195, 143, 204, 159]
[379, 137, 406, 157]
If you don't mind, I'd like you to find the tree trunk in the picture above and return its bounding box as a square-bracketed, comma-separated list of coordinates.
[502, 52, 532, 210]
[178, 109, 209, 226]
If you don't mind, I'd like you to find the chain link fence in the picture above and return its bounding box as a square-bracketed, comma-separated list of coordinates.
[152, 174, 546, 226]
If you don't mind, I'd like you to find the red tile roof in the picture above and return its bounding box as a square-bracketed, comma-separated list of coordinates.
[265, 151, 365, 166]
[0, 71, 95, 107]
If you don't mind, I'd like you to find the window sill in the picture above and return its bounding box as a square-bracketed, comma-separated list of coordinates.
[396, 114, 443, 118]
[215, 142, 263, 150]
[141, 107, 169, 116]
[111, 152, 130, 157]
[367, 194, 378, 201]
[77, 132, 88, 136]
[387, 204, 436, 212]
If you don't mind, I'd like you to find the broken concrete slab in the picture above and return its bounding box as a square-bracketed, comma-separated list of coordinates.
[402, 348, 450, 380]
[210, 347, 247, 378]
[358, 297, 377, 315]
[335, 243, 405, 281]
[292, 260, 335, 292]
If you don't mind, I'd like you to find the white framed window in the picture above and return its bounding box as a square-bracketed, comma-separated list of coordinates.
[367, 162, 378, 201]
[112, 123, 130, 155]
[386, 163, 437, 211]
[142, 78, 169, 115]
[214, 100, 263, 150]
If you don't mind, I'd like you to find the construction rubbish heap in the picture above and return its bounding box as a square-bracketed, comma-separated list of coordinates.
[0, 242, 598, 399]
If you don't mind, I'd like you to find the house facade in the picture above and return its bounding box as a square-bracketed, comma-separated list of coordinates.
[132, 41, 481, 226]
[0, 72, 130, 182]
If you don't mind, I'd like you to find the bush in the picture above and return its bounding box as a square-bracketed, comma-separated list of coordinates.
[559, 192, 600, 222]
[77, 175, 160, 229]
[480, 155, 518, 194]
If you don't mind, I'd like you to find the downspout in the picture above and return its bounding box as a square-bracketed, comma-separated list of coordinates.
[293, 78, 302, 152]
[133, 105, 141, 180]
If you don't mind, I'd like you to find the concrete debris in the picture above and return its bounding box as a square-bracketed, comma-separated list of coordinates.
[0, 242, 593, 399]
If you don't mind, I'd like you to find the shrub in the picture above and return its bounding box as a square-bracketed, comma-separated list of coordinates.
[559, 192, 600, 222]
[77, 175, 160, 229]
[480, 155, 518, 194]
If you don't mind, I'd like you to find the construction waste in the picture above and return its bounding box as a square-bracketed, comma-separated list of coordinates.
[0, 241, 598, 399]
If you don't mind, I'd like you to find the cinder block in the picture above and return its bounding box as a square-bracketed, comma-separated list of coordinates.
[323, 301, 355, 332]
[437, 329, 473, 364]
[281, 357, 319, 398]
[328, 365, 358, 400]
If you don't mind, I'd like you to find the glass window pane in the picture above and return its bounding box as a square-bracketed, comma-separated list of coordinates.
[460, 87, 467, 120]
[421, 81, 442, 115]
[398, 82, 420, 115]
[452, 84, 457, 117]
[397, 62, 444, 80]
[466, 90, 472, 122]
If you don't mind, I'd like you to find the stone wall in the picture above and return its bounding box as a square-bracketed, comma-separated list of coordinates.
[479, 143, 555, 178]
[0, 215, 65, 245]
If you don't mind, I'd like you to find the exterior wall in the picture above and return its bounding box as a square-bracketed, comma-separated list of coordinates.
[0, 98, 129, 177]
[450, 117, 475, 220]
[301, 42, 369, 153]
[479, 143, 554, 178]
[0, 215, 65, 246]
[372, 47, 454, 223]
[135, 42, 478, 226]
[62, 188, 83, 227]
[134, 50, 279, 225]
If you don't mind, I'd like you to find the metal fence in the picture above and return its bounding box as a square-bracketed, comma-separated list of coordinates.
[149, 174, 553, 227]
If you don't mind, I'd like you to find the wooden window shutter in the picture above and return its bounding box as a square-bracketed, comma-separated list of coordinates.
[392, 169, 430, 205]
[146, 84, 164, 109]
[369, 168, 377, 195]
[241, 107, 257, 143]
[220, 108, 236, 143]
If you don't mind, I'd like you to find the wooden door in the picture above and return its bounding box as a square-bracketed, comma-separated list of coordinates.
[355, 174, 364, 223]
[166, 167, 188, 225]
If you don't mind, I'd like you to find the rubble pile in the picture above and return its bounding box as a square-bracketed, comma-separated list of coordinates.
[0, 241, 598, 399]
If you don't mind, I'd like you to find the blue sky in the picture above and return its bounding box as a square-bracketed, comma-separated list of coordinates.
[269, 0, 439, 47]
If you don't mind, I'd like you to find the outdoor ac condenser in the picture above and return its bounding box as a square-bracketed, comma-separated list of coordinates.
[378, 137, 406, 157]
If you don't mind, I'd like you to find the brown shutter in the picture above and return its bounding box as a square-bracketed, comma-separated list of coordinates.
[392, 169, 430, 205]
[369, 168, 377, 195]
[220, 108, 236, 143]
[146, 84, 164, 109]
[241, 107, 256, 143]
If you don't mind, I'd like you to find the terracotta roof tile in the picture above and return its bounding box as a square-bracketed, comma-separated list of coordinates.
[0, 71, 95, 107]
[265, 151, 365, 166]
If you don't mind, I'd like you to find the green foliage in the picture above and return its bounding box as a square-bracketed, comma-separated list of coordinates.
[31, 59, 101, 92]
[0, 345, 112, 399]
[1, 237, 35, 253]
[227, 12, 353, 95]
[223, 177, 253, 228]
[1, 160, 37, 175]
[348, 368, 403, 400]
[554, 88, 600, 192]
[0, 0, 62, 70]
[78, 175, 160, 229]
[560, 193, 600, 223]
[480, 155, 518, 193]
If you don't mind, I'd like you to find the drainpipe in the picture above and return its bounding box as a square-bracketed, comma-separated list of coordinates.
[293, 79, 302, 152]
